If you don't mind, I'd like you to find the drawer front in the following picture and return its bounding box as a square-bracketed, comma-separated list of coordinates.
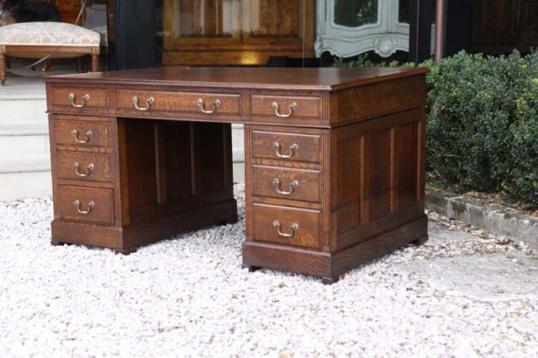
[251, 94, 321, 119]
[116, 89, 241, 117]
[252, 166, 321, 203]
[50, 86, 108, 111]
[56, 151, 113, 182]
[251, 130, 321, 164]
[53, 118, 112, 148]
[57, 185, 114, 225]
[252, 203, 320, 249]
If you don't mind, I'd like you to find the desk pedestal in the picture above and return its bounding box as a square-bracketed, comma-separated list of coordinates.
[50, 119, 237, 253]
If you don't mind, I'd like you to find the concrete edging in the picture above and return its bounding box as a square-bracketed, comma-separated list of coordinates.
[426, 187, 538, 249]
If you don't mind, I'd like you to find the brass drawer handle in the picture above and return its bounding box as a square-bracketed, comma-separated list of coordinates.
[272, 178, 299, 196]
[273, 220, 299, 238]
[132, 96, 155, 111]
[74, 162, 95, 177]
[71, 129, 93, 144]
[197, 98, 221, 114]
[272, 101, 297, 118]
[73, 200, 95, 215]
[68, 93, 90, 108]
[273, 142, 298, 159]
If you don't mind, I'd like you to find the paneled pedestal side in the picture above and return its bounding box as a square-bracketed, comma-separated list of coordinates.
[45, 67, 428, 282]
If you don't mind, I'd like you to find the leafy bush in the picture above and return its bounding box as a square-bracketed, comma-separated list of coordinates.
[502, 52, 538, 206]
[336, 50, 538, 208]
[425, 51, 538, 208]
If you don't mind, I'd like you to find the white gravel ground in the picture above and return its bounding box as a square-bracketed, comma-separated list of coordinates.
[0, 185, 536, 357]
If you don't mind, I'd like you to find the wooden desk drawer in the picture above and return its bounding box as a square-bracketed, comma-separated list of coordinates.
[252, 165, 321, 203]
[251, 130, 321, 163]
[251, 94, 321, 119]
[116, 89, 241, 117]
[252, 203, 320, 249]
[56, 151, 113, 182]
[57, 185, 114, 225]
[49, 86, 108, 111]
[53, 117, 112, 148]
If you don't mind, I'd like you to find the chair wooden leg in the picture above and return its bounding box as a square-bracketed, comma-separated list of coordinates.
[91, 53, 99, 72]
[42, 59, 52, 72]
[76, 57, 84, 73]
[0, 52, 6, 86]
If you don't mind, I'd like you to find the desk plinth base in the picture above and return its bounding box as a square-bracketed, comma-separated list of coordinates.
[51, 199, 238, 253]
[242, 215, 428, 284]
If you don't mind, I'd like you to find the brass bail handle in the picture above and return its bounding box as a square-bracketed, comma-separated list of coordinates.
[73, 200, 95, 215]
[71, 129, 93, 144]
[74, 162, 95, 177]
[197, 98, 221, 114]
[273, 142, 298, 159]
[272, 178, 299, 196]
[272, 101, 297, 118]
[132, 96, 155, 111]
[273, 220, 299, 238]
[68, 93, 90, 108]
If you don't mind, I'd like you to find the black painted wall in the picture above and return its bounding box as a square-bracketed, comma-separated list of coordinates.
[409, 0, 473, 62]
[445, 0, 473, 57]
[112, 0, 162, 70]
[409, 0, 434, 63]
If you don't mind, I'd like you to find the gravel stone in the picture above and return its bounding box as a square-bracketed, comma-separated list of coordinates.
[0, 185, 536, 357]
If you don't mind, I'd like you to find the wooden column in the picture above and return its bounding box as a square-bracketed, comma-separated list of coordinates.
[91, 48, 100, 72]
[435, 0, 447, 62]
[0, 48, 6, 86]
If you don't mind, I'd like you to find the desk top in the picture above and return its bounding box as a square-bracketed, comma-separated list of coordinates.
[46, 66, 427, 91]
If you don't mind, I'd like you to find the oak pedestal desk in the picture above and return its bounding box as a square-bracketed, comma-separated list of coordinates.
[45, 67, 429, 283]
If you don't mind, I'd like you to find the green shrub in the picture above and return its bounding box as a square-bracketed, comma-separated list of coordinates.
[426, 51, 538, 208]
[503, 52, 538, 206]
[335, 50, 538, 208]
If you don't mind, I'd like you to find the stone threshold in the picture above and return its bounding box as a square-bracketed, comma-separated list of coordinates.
[426, 187, 538, 250]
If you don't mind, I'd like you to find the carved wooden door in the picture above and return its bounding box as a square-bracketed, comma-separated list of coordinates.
[315, 0, 411, 58]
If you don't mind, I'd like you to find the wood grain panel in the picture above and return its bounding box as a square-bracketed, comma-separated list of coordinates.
[56, 151, 112, 183]
[252, 203, 321, 249]
[330, 75, 426, 124]
[250, 94, 321, 118]
[49, 86, 108, 112]
[116, 89, 241, 117]
[251, 130, 321, 164]
[57, 185, 114, 225]
[193, 122, 230, 194]
[396, 122, 419, 209]
[252, 165, 321, 203]
[124, 120, 158, 216]
[160, 122, 193, 201]
[335, 136, 363, 233]
[369, 129, 392, 221]
[330, 109, 427, 251]
[53, 117, 112, 148]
